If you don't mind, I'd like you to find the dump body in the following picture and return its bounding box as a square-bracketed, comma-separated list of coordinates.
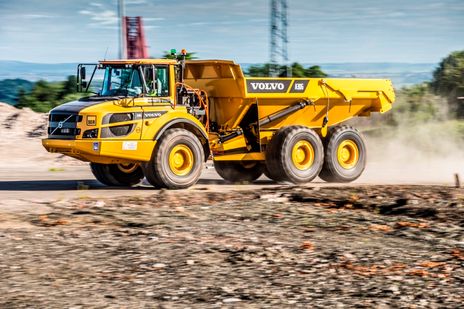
[184, 60, 395, 161]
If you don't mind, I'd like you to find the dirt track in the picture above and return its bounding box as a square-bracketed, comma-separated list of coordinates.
[1, 180, 463, 308]
[0, 162, 463, 308]
[1, 160, 463, 308]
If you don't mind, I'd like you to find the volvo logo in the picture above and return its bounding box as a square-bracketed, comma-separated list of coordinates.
[57, 121, 64, 128]
[246, 79, 310, 94]
[144, 111, 167, 119]
[246, 79, 292, 93]
[250, 82, 285, 91]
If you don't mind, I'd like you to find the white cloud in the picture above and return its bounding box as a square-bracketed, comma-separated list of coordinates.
[89, 2, 103, 7]
[144, 17, 165, 21]
[386, 11, 406, 18]
[189, 22, 208, 26]
[79, 9, 118, 26]
[22, 14, 54, 19]
[125, 0, 147, 5]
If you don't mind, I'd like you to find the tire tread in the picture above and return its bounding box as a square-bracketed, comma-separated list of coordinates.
[319, 125, 366, 183]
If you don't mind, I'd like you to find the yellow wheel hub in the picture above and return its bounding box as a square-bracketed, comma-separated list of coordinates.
[291, 140, 315, 170]
[169, 144, 194, 176]
[337, 140, 359, 169]
[117, 163, 138, 174]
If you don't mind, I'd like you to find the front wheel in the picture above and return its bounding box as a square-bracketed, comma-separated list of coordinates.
[214, 161, 263, 183]
[90, 163, 144, 187]
[318, 125, 366, 182]
[142, 128, 204, 189]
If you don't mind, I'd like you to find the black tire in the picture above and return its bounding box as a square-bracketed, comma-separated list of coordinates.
[90, 163, 144, 186]
[264, 128, 289, 182]
[318, 125, 366, 183]
[142, 128, 204, 189]
[265, 126, 324, 184]
[263, 164, 273, 180]
[214, 161, 263, 183]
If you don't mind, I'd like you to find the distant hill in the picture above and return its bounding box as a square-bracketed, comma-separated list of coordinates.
[0, 61, 78, 82]
[0, 79, 33, 105]
[319, 62, 437, 87]
[0, 60, 437, 89]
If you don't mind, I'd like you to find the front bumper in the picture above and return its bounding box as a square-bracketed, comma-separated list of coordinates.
[42, 139, 156, 164]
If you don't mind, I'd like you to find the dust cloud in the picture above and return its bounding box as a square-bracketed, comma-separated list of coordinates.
[358, 123, 464, 185]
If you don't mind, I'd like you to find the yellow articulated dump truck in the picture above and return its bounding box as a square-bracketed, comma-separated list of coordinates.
[42, 51, 395, 189]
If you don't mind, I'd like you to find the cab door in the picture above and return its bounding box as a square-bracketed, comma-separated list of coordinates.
[140, 65, 176, 140]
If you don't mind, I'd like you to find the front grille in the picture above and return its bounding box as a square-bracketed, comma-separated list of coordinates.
[47, 112, 81, 139]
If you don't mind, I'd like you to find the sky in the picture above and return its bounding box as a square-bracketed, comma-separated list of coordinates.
[0, 0, 463, 64]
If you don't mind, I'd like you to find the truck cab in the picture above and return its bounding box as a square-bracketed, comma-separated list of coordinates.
[43, 57, 210, 189]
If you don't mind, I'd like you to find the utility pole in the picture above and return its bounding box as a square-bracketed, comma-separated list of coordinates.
[270, 0, 290, 77]
[118, 0, 126, 59]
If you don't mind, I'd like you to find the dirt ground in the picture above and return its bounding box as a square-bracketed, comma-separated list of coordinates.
[1, 102, 464, 307]
[1, 185, 463, 308]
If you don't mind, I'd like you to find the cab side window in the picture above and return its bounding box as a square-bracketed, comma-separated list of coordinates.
[143, 65, 169, 97]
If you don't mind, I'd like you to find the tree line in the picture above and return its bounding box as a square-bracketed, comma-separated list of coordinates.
[385, 50, 464, 127]
[246, 63, 327, 78]
[13, 76, 84, 113]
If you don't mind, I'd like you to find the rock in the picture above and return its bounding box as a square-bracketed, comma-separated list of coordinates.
[223, 298, 241, 303]
[153, 263, 166, 268]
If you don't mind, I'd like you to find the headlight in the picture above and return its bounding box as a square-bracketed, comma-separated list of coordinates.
[83, 128, 98, 138]
[86, 115, 97, 126]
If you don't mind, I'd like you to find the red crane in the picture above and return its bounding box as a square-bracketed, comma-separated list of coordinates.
[118, 0, 148, 59]
[123, 16, 148, 59]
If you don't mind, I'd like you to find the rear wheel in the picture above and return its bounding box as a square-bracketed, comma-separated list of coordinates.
[214, 161, 263, 183]
[319, 125, 366, 182]
[265, 126, 324, 183]
[142, 128, 204, 189]
[90, 163, 144, 186]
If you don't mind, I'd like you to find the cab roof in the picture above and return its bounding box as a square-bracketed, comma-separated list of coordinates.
[99, 59, 177, 65]
[98, 59, 237, 66]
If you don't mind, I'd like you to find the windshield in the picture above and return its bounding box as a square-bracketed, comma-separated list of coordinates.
[78, 64, 170, 97]
[101, 67, 143, 97]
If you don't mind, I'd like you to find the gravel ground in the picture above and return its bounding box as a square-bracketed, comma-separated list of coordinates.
[1, 185, 463, 308]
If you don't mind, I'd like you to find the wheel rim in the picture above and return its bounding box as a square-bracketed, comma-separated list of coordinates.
[291, 140, 315, 170]
[117, 163, 138, 174]
[169, 144, 194, 176]
[337, 140, 359, 169]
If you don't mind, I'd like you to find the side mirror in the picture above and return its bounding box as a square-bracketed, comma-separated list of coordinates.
[80, 66, 86, 80]
[77, 63, 97, 93]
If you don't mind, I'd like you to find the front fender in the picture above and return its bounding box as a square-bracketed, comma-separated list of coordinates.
[142, 111, 210, 160]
